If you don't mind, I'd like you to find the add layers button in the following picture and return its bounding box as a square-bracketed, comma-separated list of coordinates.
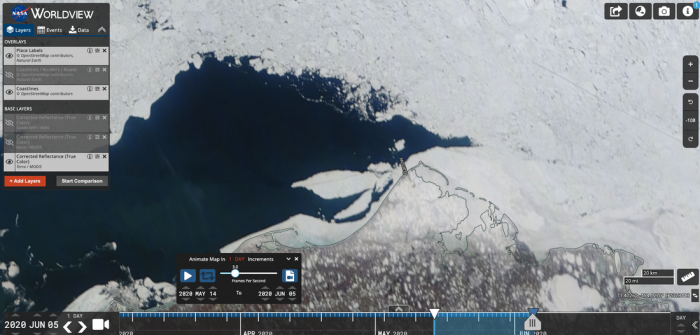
[5, 176, 45, 187]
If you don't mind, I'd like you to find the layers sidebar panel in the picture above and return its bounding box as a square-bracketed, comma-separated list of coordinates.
[3, 3, 110, 190]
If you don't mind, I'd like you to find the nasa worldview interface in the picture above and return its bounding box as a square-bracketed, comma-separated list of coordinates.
[0, 1, 698, 335]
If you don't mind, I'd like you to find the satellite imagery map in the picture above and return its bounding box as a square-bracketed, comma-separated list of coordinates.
[0, 1, 698, 335]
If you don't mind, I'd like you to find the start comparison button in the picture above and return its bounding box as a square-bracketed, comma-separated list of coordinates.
[56, 176, 108, 186]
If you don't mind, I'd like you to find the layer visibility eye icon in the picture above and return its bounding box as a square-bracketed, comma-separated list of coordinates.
[283, 269, 298, 283]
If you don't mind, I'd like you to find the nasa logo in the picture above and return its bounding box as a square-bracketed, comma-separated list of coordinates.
[11, 5, 30, 22]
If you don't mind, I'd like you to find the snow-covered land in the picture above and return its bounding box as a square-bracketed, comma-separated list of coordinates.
[64, 278, 175, 312]
[221, 167, 402, 252]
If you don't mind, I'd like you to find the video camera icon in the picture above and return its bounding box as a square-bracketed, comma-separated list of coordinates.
[283, 269, 298, 283]
[92, 319, 109, 331]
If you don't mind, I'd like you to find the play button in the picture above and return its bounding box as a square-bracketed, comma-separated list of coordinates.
[180, 269, 196, 282]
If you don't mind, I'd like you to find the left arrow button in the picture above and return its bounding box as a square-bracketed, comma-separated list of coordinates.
[63, 321, 72, 333]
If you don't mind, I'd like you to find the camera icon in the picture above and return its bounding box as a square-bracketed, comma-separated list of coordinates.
[658, 6, 670, 17]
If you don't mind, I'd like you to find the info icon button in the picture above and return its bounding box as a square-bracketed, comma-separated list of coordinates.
[678, 3, 699, 19]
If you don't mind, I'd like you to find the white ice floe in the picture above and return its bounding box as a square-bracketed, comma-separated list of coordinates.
[1, 281, 16, 294]
[221, 168, 402, 252]
[334, 189, 373, 221]
[7, 262, 19, 278]
[63, 284, 113, 312]
[64, 278, 176, 312]
[540, 274, 604, 311]
[99, 242, 118, 251]
[394, 139, 405, 152]
[291, 170, 378, 199]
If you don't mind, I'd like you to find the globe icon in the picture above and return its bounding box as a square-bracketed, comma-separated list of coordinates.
[635, 5, 646, 17]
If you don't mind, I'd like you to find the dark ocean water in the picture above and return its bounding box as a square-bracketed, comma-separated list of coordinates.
[0, 56, 470, 312]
